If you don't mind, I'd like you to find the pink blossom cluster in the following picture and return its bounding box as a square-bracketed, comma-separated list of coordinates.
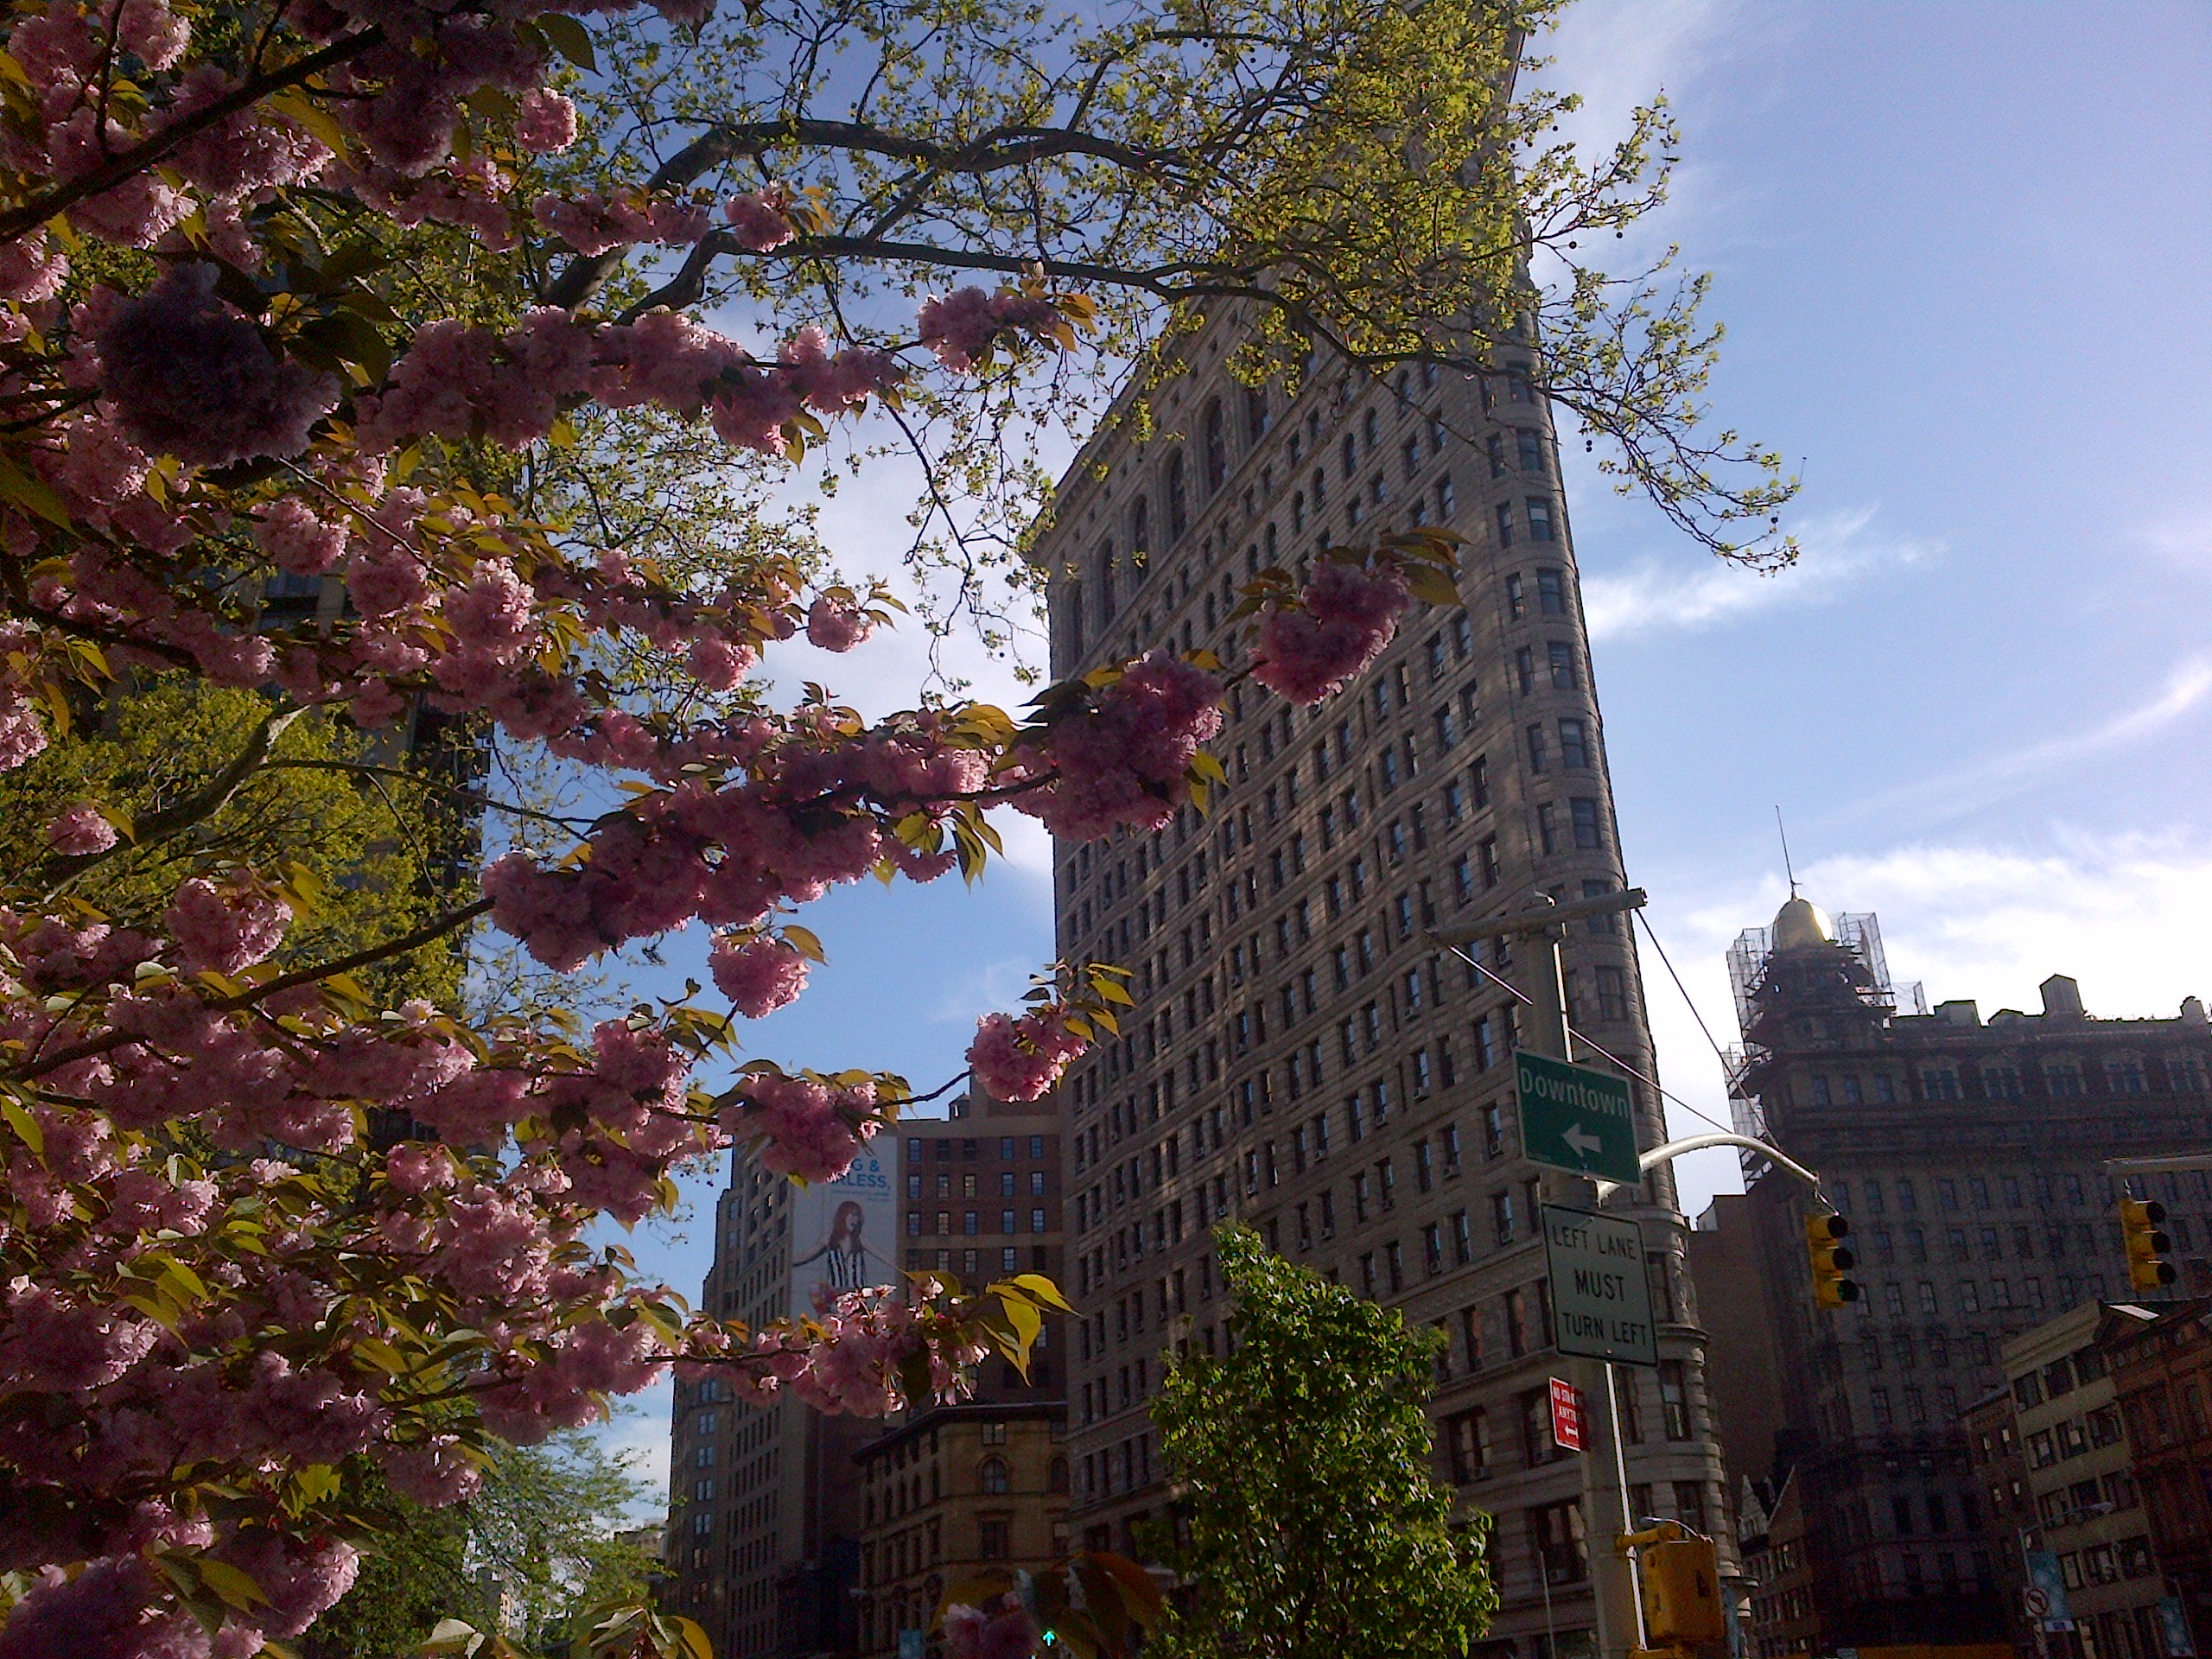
[479, 709, 992, 972]
[947, 1593, 1044, 1659]
[785, 1285, 921, 1416]
[97, 264, 340, 468]
[918, 286, 1065, 372]
[806, 594, 875, 652]
[709, 934, 810, 1018]
[44, 799, 116, 854]
[163, 874, 291, 977]
[720, 1072, 879, 1183]
[0, 1541, 356, 1659]
[1249, 556, 1414, 703]
[533, 188, 712, 257]
[353, 308, 899, 459]
[967, 1006, 1085, 1103]
[724, 188, 799, 251]
[1007, 651, 1224, 839]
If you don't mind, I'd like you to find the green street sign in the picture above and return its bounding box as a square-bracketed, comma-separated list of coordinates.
[1541, 1203, 1659, 1367]
[1515, 1049, 1641, 1184]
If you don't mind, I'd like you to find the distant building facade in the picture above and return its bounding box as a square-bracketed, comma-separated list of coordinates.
[1031, 302, 1731, 1659]
[851, 1402, 1069, 1659]
[1700, 891, 2212, 1656]
[852, 1096, 1069, 1659]
[1965, 1302, 2168, 1659]
[2107, 1299, 2212, 1655]
[1739, 1468, 1818, 1659]
[664, 1093, 1065, 1659]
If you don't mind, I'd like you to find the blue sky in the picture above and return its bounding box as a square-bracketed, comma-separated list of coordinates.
[594, 1, 2212, 1498]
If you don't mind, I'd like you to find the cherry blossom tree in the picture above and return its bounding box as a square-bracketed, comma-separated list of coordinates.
[0, 0, 1791, 1652]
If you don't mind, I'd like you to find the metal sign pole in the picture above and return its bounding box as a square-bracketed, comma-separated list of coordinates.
[1606, 1363, 1647, 1651]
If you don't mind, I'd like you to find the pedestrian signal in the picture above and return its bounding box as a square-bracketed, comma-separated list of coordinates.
[2121, 1198, 2176, 1292]
[1806, 1212, 1859, 1309]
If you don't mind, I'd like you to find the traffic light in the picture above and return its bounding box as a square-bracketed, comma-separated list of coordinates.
[1806, 1212, 1860, 1309]
[1640, 1534, 1726, 1649]
[1619, 1522, 1726, 1658]
[2121, 1198, 2176, 1292]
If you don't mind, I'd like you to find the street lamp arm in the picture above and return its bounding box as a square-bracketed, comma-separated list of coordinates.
[1635, 1131, 1823, 1191]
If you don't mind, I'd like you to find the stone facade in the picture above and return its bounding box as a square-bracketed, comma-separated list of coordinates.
[1031, 304, 1729, 1659]
[851, 1403, 1071, 1659]
[1712, 894, 2212, 1653]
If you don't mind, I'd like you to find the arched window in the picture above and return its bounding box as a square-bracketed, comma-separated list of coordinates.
[1129, 498, 1149, 575]
[1166, 452, 1188, 542]
[980, 1457, 1010, 1495]
[1244, 383, 1269, 442]
[1203, 398, 1228, 492]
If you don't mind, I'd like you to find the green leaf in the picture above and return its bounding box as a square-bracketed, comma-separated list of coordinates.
[0, 454, 71, 528]
[538, 12, 599, 69]
[1005, 1272, 1075, 1313]
[196, 1558, 270, 1612]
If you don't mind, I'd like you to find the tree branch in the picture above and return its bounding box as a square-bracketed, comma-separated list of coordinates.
[0, 29, 380, 246]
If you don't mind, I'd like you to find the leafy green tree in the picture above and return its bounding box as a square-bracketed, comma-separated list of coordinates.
[0, 679, 478, 1007]
[1147, 1226, 1497, 1659]
[304, 1429, 656, 1658]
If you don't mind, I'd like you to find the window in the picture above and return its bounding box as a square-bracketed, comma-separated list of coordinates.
[1529, 1501, 1588, 1585]
[1495, 502, 1515, 547]
[1537, 568, 1566, 614]
[1527, 499, 1555, 542]
[980, 1458, 1009, 1494]
[1526, 724, 1548, 773]
[1548, 640, 1578, 690]
[1559, 717, 1590, 769]
[1660, 1361, 1692, 1440]
[1571, 798, 1605, 850]
[1202, 399, 1227, 491]
[1517, 429, 1546, 474]
[980, 1518, 1011, 1560]
[1447, 1410, 1491, 1483]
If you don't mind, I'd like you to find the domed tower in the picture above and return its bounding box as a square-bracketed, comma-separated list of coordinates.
[1734, 894, 1895, 1062]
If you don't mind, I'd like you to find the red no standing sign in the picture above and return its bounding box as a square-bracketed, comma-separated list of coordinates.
[1549, 1376, 1586, 1452]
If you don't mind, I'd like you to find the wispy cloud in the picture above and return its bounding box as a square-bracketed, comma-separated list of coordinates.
[1580, 508, 1936, 639]
[1837, 656, 2212, 829]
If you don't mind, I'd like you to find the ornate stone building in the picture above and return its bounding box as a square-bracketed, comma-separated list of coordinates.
[1710, 892, 2212, 1655]
[1031, 308, 1730, 1659]
[851, 1402, 1070, 1659]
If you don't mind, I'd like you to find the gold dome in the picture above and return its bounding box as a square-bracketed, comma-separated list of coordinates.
[1772, 894, 1835, 951]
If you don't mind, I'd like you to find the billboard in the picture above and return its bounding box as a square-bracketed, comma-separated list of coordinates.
[788, 1141, 896, 1318]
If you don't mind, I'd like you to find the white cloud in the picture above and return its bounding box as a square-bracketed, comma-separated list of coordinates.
[1641, 830, 2212, 1217]
[1580, 508, 1935, 639]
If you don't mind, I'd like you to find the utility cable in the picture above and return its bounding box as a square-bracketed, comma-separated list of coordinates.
[1439, 939, 1740, 1144]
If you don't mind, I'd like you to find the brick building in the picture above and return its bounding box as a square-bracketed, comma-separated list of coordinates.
[1701, 890, 2212, 1655]
[1031, 305, 1731, 1659]
[1966, 1303, 2167, 1659]
[2107, 1298, 2212, 1656]
[1739, 1468, 1818, 1659]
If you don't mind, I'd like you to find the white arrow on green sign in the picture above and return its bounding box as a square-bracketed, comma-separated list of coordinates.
[1515, 1050, 1642, 1184]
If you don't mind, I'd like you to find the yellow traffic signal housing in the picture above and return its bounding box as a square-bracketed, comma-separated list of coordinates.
[1806, 1212, 1860, 1309]
[2121, 1198, 2176, 1292]
[1640, 1535, 1726, 1647]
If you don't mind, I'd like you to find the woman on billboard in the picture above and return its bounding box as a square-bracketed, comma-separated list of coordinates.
[794, 1199, 871, 1293]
